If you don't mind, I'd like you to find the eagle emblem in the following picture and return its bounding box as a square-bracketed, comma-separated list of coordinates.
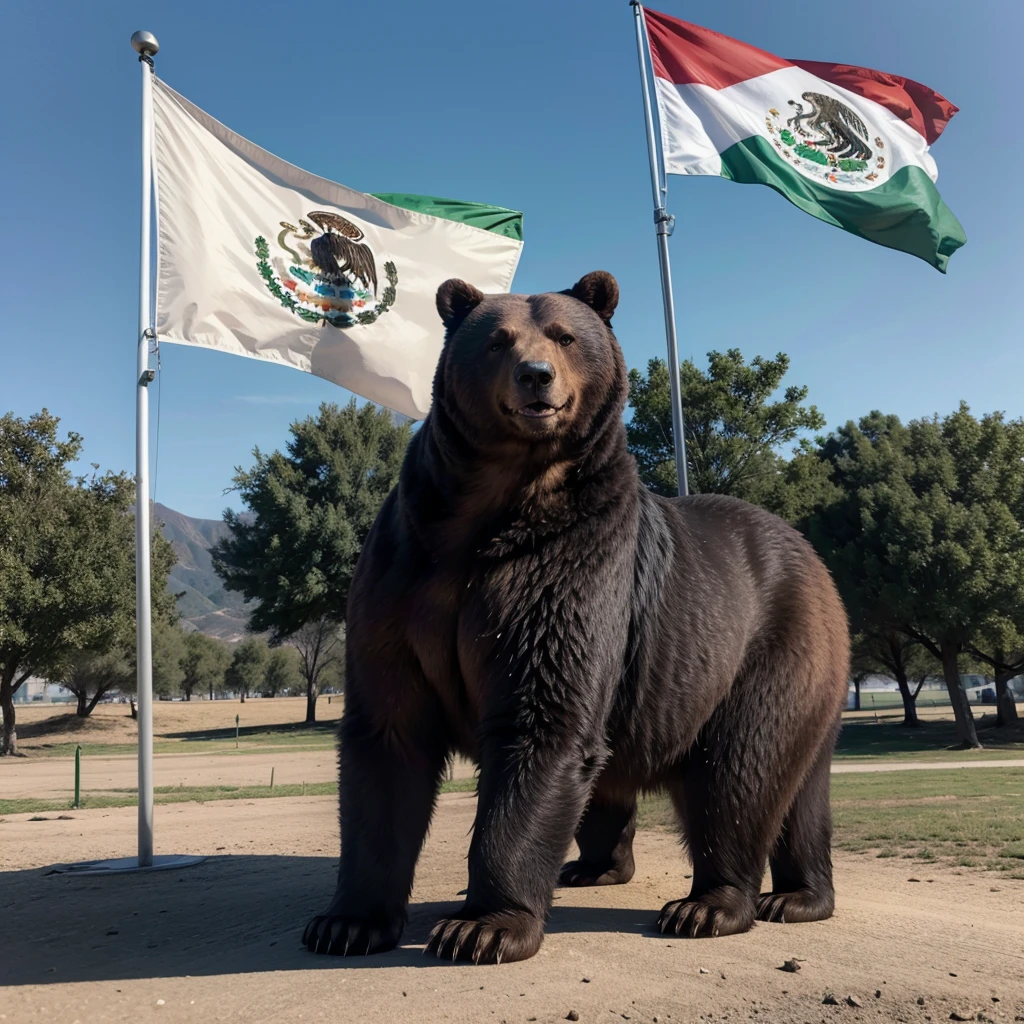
[762, 93, 885, 191]
[254, 211, 398, 328]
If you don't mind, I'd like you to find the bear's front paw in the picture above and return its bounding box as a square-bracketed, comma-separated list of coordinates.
[559, 856, 635, 887]
[302, 908, 404, 956]
[658, 886, 755, 938]
[425, 909, 543, 964]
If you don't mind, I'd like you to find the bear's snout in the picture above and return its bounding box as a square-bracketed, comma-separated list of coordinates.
[515, 361, 556, 392]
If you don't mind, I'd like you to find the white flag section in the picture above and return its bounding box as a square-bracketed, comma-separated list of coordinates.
[152, 78, 523, 419]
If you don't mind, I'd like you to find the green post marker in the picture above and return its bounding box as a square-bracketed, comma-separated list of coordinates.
[73, 744, 82, 809]
[270, 767, 275, 789]
[235, 713, 239, 748]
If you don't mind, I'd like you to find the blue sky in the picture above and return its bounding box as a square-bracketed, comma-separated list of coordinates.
[1, 0, 1019, 521]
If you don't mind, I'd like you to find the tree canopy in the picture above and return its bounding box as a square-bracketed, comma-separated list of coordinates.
[214, 400, 410, 641]
[224, 637, 268, 702]
[627, 351, 828, 519]
[0, 410, 175, 753]
[809, 406, 1024, 747]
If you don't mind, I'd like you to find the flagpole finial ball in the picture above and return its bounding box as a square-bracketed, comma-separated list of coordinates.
[131, 31, 160, 57]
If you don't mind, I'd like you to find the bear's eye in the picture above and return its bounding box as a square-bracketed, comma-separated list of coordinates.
[488, 340, 503, 353]
[558, 333, 575, 347]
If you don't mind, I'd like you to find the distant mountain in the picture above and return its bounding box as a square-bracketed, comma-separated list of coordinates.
[154, 503, 251, 642]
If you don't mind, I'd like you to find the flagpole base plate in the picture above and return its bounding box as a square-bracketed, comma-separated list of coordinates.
[47, 854, 205, 876]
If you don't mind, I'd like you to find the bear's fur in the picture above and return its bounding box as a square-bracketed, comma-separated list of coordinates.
[303, 272, 850, 964]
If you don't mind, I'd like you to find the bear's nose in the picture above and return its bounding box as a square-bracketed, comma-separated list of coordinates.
[515, 360, 555, 391]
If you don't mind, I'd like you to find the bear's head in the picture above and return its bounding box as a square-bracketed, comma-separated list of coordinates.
[432, 271, 627, 455]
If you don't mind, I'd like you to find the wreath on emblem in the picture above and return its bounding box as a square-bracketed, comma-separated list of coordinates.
[255, 211, 398, 329]
[763, 93, 887, 188]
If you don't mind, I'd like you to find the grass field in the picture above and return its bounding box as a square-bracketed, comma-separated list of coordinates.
[5, 758, 1022, 880]
[636, 767, 1024, 878]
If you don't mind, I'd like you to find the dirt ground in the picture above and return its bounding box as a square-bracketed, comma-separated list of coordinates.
[2, 793, 1022, 1024]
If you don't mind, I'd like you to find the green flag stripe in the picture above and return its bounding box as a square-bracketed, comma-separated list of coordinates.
[371, 193, 523, 242]
[719, 136, 965, 273]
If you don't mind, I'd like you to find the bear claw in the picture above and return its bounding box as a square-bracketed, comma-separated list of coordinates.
[302, 912, 403, 956]
[658, 890, 755, 939]
[425, 911, 543, 964]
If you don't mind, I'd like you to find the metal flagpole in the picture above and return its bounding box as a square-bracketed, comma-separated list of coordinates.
[48, 32, 203, 876]
[133, 28, 158, 868]
[630, 1, 689, 497]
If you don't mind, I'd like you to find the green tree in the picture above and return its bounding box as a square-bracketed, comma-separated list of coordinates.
[810, 407, 1024, 748]
[850, 629, 938, 727]
[626, 351, 828, 519]
[0, 411, 175, 754]
[61, 649, 135, 717]
[263, 645, 301, 698]
[289, 617, 344, 723]
[224, 637, 268, 703]
[213, 400, 408, 721]
[180, 631, 231, 701]
[152, 619, 187, 699]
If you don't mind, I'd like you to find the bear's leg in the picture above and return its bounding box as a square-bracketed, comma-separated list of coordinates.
[657, 681, 817, 939]
[303, 695, 449, 956]
[757, 729, 836, 924]
[559, 792, 636, 887]
[425, 739, 592, 964]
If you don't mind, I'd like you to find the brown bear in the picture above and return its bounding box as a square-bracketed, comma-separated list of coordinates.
[303, 271, 849, 964]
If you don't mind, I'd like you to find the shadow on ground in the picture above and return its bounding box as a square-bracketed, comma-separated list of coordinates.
[0, 855, 656, 986]
[160, 720, 338, 742]
[835, 717, 1024, 757]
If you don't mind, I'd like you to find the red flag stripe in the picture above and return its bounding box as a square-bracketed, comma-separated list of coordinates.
[645, 8, 790, 89]
[787, 60, 957, 144]
[644, 8, 958, 144]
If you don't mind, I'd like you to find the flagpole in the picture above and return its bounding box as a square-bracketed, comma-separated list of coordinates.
[132, 29, 159, 868]
[630, 1, 689, 497]
[45, 36, 203, 875]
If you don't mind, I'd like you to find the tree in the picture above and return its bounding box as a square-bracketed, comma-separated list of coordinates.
[214, 401, 410, 640]
[152, 619, 187, 699]
[263, 645, 301, 698]
[180, 631, 230, 701]
[224, 637, 268, 702]
[626, 351, 828, 519]
[809, 407, 1024, 748]
[61, 650, 135, 717]
[0, 410, 176, 754]
[289, 617, 344, 723]
[966, 619, 1024, 727]
[851, 630, 938, 727]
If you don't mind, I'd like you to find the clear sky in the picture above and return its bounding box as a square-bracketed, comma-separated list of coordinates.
[1, 0, 1019, 521]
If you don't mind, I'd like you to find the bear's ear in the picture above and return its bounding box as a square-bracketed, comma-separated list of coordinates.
[568, 271, 619, 324]
[436, 279, 484, 332]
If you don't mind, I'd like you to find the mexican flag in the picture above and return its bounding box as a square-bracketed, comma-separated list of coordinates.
[152, 78, 523, 419]
[645, 8, 966, 271]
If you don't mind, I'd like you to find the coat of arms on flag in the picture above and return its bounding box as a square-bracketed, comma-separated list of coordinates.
[256, 212, 398, 329]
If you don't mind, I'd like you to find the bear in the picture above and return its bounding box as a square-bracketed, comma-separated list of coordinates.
[302, 271, 850, 964]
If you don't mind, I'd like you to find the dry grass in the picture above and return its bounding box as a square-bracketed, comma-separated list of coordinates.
[11, 697, 344, 758]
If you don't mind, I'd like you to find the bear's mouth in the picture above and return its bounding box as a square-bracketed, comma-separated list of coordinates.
[518, 400, 560, 418]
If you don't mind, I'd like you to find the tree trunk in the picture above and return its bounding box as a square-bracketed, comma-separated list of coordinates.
[852, 676, 861, 711]
[940, 639, 981, 748]
[995, 670, 1019, 727]
[240, 690, 245, 703]
[0, 673, 17, 756]
[305, 682, 317, 724]
[892, 666, 921, 727]
[76, 689, 89, 717]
